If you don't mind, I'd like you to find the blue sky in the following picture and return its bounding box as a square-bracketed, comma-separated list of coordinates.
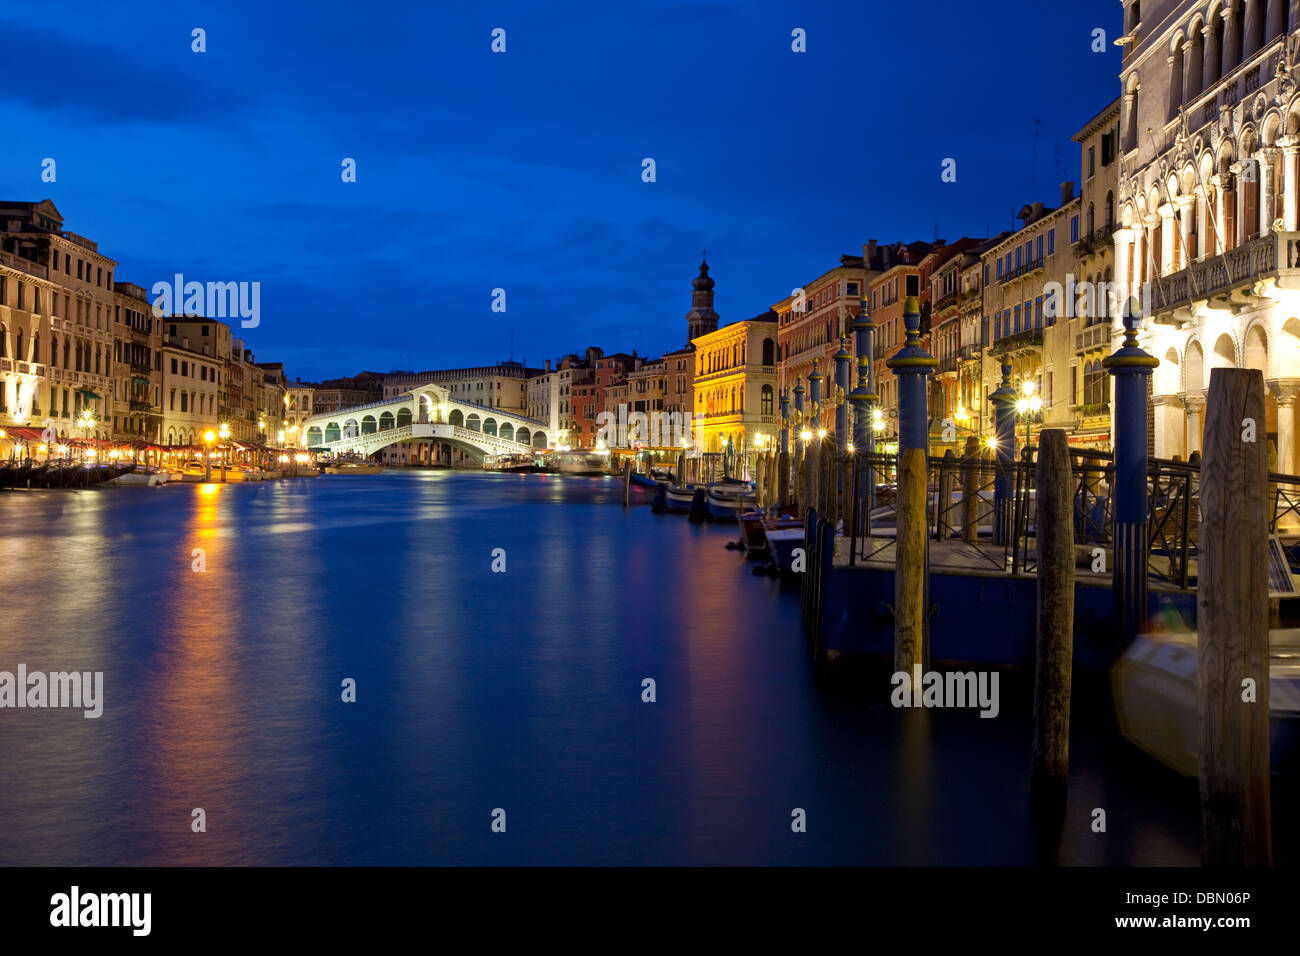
[1, 0, 1121, 382]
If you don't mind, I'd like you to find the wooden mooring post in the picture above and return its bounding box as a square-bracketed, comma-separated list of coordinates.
[885, 296, 935, 674]
[1030, 428, 1075, 810]
[622, 459, 632, 507]
[961, 435, 979, 543]
[1197, 367, 1272, 867]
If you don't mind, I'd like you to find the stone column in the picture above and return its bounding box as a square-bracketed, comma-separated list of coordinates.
[1268, 379, 1299, 476]
[1212, 176, 1228, 255]
[1114, 227, 1134, 310]
[1176, 197, 1195, 271]
[1282, 143, 1298, 232]
[1153, 393, 1185, 460]
[1185, 393, 1206, 455]
[1159, 203, 1176, 275]
[1259, 147, 1277, 238]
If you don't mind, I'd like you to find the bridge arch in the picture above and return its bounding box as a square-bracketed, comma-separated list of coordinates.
[449, 409, 464, 427]
[362, 415, 377, 434]
[500, 422, 514, 442]
[379, 410, 395, 430]
[532, 431, 546, 449]
[483, 417, 497, 436]
[396, 407, 411, 428]
[466, 413, 481, 431]
[343, 418, 359, 439]
[325, 422, 341, 443]
[516, 427, 530, 447]
[306, 425, 323, 447]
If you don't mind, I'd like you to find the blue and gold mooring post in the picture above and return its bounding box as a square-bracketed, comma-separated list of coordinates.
[885, 297, 937, 455]
[793, 376, 805, 513]
[989, 358, 1018, 547]
[778, 387, 791, 505]
[1103, 313, 1158, 642]
[833, 337, 852, 513]
[808, 360, 823, 512]
[849, 295, 878, 517]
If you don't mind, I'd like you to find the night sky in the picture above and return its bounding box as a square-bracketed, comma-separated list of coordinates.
[2, 0, 1121, 382]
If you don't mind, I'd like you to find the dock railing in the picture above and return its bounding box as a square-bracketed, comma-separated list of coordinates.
[834, 445, 1300, 589]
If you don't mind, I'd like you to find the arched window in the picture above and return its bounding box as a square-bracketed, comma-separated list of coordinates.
[32, 332, 39, 365]
[1169, 36, 1185, 118]
[762, 338, 775, 366]
[15, 328, 24, 361]
[761, 384, 774, 416]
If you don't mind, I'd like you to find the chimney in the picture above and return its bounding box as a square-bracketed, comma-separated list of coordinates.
[1061, 181, 1074, 205]
[545, 359, 551, 372]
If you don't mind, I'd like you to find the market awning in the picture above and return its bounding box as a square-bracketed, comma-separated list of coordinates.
[1, 426, 48, 442]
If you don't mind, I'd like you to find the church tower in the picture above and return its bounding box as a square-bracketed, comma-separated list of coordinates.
[685, 255, 719, 343]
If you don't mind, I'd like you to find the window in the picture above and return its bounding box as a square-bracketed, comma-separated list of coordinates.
[171, 358, 178, 374]
[1035, 296, 1043, 329]
[1013, 305, 1021, 333]
[1048, 230, 1055, 255]
[1088, 146, 1096, 179]
[1015, 248, 1023, 270]
[1036, 236, 1043, 261]
[1070, 216, 1079, 242]
[984, 265, 990, 285]
[996, 260, 1003, 279]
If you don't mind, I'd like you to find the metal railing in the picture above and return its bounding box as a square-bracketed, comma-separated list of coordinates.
[829, 446, 1300, 589]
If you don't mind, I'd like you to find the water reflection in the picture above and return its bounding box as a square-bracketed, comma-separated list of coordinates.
[0, 472, 1213, 865]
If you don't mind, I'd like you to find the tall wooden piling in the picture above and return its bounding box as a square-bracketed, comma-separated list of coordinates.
[961, 436, 979, 543]
[622, 459, 632, 507]
[1197, 367, 1272, 867]
[894, 447, 927, 673]
[1030, 428, 1075, 807]
[937, 449, 956, 540]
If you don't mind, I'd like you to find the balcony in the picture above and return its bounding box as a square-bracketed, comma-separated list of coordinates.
[932, 290, 959, 313]
[129, 399, 156, 412]
[998, 257, 1044, 284]
[131, 361, 152, 375]
[958, 344, 981, 361]
[989, 328, 1043, 355]
[935, 354, 959, 375]
[1148, 231, 1300, 320]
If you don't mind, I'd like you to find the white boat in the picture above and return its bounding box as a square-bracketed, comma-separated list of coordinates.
[550, 451, 610, 476]
[324, 460, 384, 475]
[663, 485, 697, 513]
[1111, 628, 1300, 775]
[108, 466, 168, 487]
[705, 478, 757, 520]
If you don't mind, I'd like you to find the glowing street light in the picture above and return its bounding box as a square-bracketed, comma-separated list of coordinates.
[203, 429, 216, 481]
[1015, 380, 1043, 448]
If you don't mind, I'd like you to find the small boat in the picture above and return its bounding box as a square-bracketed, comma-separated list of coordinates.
[663, 484, 697, 514]
[705, 477, 757, 520]
[551, 451, 610, 476]
[736, 510, 769, 558]
[324, 459, 384, 475]
[628, 471, 664, 490]
[110, 465, 167, 487]
[1111, 627, 1300, 775]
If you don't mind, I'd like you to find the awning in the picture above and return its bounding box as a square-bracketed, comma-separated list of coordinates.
[1, 426, 47, 442]
[75, 388, 102, 400]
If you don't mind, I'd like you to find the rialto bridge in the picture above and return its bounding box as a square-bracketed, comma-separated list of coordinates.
[300, 384, 552, 460]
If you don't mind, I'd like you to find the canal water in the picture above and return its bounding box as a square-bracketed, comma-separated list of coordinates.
[0, 470, 1268, 865]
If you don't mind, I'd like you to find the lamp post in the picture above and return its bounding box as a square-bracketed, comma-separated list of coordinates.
[1015, 380, 1043, 449]
[203, 430, 216, 481]
[218, 422, 230, 481]
[76, 411, 96, 462]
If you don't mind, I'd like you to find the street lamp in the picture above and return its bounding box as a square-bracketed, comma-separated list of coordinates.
[203, 429, 216, 481]
[76, 411, 96, 460]
[1015, 380, 1042, 448]
[218, 423, 230, 481]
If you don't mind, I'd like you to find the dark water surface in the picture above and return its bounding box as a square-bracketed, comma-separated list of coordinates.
[0, 471, 1218, 865]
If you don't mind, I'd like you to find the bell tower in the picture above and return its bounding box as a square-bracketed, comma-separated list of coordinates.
[686, 254, 719, 343]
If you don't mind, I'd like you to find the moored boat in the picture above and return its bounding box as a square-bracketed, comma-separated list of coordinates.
[663, 484, 696, 513]
[324, 459, 384, 475]
[1111, 628, 1300, 775]
[704, 477, 757, 520]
